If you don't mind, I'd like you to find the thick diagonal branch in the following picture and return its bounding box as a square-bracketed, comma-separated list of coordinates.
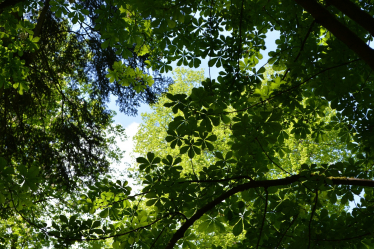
[327, 0, 374, 37]
[165, 174, 374, 249]
[294, 0, 374, 70]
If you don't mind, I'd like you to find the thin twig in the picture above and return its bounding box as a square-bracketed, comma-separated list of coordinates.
[276, 215, 298, 248]
[314, 232, 371, 242]
[308, 190, 319, 249]
[8, 188, 48, 236]
[237, 0, 244, 74]
[256, 138, 291, 175]
[257, 187, 269, 249]
[190, 158, 199, 181]
[282, 20, 316, 80]
[150, 227, 166, 249]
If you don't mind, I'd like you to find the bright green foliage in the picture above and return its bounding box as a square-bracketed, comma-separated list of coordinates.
[133, 67, 245, 247]
[3, 0, 374, 248]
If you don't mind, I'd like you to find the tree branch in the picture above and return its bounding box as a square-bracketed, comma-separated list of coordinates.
[314, 232, 371, 242]
[294, 0, 374, 70]
[282, 20, 316, 80]
[150, 227, 166, 249]
[33, 0, 50, 38]
[256, 187, 269, 249]
[165, 174, 374, 249]
[327, 0, 374, 37]
[177, 175, 253, 183]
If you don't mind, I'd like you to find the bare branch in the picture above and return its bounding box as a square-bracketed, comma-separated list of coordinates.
[176, 175, 253, 183]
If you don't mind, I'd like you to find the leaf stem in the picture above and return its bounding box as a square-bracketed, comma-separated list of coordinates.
[256, 187, 269, 249]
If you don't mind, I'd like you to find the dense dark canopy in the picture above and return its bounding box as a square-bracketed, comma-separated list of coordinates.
[0, 0, 172, 186]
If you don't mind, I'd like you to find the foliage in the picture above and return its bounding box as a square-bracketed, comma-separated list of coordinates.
[0, 0, 172, 247]
[3, 0, 374, 248]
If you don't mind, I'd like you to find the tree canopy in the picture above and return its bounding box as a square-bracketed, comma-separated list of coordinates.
[2, 0, 374, 248]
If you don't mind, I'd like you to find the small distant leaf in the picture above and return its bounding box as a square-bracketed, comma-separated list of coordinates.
[168, 20, 176, 28]
[92, 220, 101, 228]
[215, 152, 224, 159]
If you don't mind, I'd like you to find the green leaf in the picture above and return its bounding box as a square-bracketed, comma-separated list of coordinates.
[32, 37, 40, 43]
[92, 220, 101, 228]
[232, 221, 243, 236]
[72, 14, 79, 24]
[168, 20, 176, 28]
[60, 215, 68, 224]
[146, 199, 157, 206]
[99, 209, 109, 218]
[101, 40, 110, 49]
[147, 152, 155, 162]
[221, 115, 231, 124]
[206, 135, 217, 142]
[188, 148, 195, 158]
[197, 220, 210, 232]
[180, 146, 189, 154]
[136, 157, 148, 164]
